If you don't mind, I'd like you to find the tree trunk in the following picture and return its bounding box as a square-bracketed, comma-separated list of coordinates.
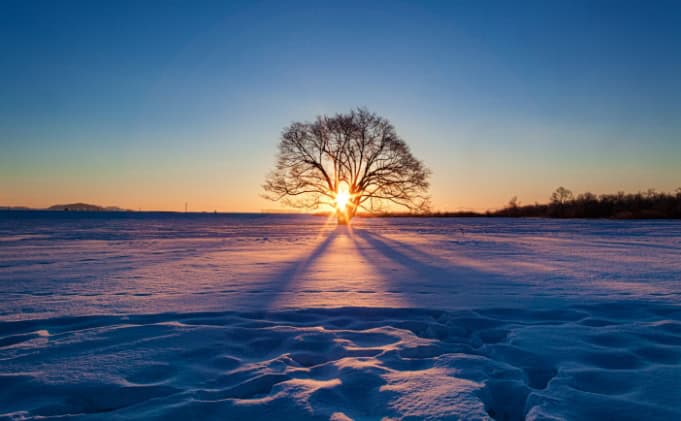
[336, 211, 349, 225]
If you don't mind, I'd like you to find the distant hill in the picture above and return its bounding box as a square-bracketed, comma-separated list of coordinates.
[46, 203, 129, 212]
[0, 206, 32, 211]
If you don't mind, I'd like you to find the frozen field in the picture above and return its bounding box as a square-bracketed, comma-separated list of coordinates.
[1, 212, 680, 420]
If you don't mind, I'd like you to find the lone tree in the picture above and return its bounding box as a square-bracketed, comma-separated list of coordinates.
[264, 108, 430, 224]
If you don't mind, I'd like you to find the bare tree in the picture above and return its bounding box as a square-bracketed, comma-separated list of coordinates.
[550, 186, 574, 205]
[263, 108, 430, 223]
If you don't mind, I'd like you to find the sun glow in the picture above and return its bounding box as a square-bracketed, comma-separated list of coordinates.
[335, 189, 350, 210]
[333, 182, 356, 224]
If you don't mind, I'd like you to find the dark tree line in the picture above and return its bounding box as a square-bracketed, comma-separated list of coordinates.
[495, 187, 681, 219]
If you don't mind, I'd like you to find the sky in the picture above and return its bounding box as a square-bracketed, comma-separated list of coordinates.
[1, 0, 680, 212]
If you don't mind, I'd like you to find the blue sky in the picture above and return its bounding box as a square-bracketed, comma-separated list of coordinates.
[1, 0, 680, 211]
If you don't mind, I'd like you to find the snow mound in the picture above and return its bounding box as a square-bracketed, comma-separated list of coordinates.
[1, 305, 680, 420]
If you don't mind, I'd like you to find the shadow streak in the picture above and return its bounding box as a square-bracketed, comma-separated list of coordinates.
[259, 225, 347, 308]
[352, 230, 455, 284]
[352, 229, 503, 290]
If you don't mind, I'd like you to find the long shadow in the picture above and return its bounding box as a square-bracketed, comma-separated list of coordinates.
[258, 225, 345, 309]
[365, 230, 534, 283]
[352, 230, 453, 284]
[352, 229, 502, 290]
[256, 225, 504, 310]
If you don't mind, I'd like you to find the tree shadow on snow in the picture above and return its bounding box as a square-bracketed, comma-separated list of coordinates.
[351, 228, 505, 293]
[258, 225, 345, 309]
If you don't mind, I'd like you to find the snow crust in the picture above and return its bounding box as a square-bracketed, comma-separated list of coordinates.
[1, 213, 680, 419]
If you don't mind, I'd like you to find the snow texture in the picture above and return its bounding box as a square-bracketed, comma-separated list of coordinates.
[0, 212, 680, 420]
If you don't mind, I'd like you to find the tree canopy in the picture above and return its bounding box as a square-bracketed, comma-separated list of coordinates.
[264, 108, 430, 223]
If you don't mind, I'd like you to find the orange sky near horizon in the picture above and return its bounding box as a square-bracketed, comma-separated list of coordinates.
[3, 142, 680, 213]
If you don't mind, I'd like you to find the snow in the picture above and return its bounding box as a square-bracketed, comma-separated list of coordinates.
[0, 212, 680, 419]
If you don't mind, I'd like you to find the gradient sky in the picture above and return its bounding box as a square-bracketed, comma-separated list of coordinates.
[2, 0, 680, 212]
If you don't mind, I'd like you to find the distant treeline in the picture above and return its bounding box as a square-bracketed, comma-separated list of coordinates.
[367, 187, 681, 219]
[495, 187, 681, 219]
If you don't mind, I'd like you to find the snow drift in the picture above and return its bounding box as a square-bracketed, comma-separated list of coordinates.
[1, 213, 680, 419]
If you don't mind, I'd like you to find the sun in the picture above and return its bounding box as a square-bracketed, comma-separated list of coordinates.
[335, 189, 350, 210]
